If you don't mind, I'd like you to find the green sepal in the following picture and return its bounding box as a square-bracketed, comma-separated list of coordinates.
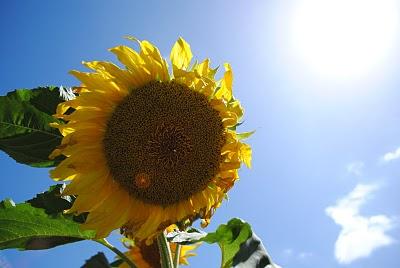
[228, 121, 244, 132]
[236, 130, 255, 140]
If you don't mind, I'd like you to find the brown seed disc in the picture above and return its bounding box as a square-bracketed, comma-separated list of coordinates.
[103, 81, 225, 205]
[138, 241, 161, 268]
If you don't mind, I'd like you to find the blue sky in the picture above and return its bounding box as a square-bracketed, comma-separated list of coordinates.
[1, 0, 400, 267]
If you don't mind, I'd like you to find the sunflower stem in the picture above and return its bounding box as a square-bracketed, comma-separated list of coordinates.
[173, 243, 181, 268]
[95, 238, 137, 268]
[157, 231, 174, 268]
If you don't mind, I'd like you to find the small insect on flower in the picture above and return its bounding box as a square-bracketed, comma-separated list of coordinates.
[49, 36, 252, 242]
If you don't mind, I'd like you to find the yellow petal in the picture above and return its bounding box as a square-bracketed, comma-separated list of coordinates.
[239, 142, 252, 168]
[228, 99, 243, 119]
[109, 45, 144, 69]
[194, 59, 211, 76]
[170, 37, 192, 70]
[215, 63, 233, 101]
[69, 70, 127, 98]
[135, 38, 170, 81]
[83, 61, 134, 89]
[220, 161, 241, 171]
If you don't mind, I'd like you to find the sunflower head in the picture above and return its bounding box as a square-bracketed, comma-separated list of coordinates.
[50, 37, 252, 241]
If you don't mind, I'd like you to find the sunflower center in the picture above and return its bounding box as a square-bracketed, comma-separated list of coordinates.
[145, 123, 193, 168]
[103, 81, 225, 205]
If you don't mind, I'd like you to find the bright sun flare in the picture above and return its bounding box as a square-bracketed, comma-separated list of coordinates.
[291, 0, 399, 78]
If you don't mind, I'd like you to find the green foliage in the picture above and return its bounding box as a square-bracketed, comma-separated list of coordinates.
[0, 86, 65, 167]
[82, 252, 112, 268]
[203, 218, 253, 267]
[26, 184, 88, 223]
[27, 184, 72, 214]
[0, 198, 15, 209]
[81, 252, 124, 268]
[0, 185, 96, 250]
[168, 218, 276, 268]
[110, 259, 124, 267]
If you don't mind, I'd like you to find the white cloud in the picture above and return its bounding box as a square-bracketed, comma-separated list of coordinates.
[346, 161, 365, 176]
[326, 184, 395, 264]
[382, 147, 400, 162]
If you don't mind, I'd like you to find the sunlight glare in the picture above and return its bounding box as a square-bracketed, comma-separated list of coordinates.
[291, 0, 399, 79]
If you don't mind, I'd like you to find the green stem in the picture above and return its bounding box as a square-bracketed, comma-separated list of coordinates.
[95, 238, 137, 268]
[157, 231, 174, 268]
[173, 243, 181, 268]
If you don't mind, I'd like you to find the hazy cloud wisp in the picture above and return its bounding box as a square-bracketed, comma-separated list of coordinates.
[346, 161, 365, 176]
[382, 147, 400, 162]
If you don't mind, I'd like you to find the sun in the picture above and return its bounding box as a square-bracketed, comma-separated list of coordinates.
[290, 0, 399, 78]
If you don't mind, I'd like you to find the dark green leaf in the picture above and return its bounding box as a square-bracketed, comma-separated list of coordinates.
[0, 195, 96, 250]
[109, 259, 124, 267]
[82, 251, 129, 268]
[0, 199, 15, 209]
[26, 183, 88, 224]
[168, 218, 278, 268]
[82, 252, 111, 268]
[0, 86, 65, 167]
[27, 184, 72, 214]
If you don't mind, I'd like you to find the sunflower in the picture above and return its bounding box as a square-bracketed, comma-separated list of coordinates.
[120, 239, 199, 268]
[49, 37, 252, 241]
[170, 243, 199, 266]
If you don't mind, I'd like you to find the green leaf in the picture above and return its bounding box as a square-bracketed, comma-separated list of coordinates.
[0, 86, 65, 167]
[82, 252, 111, 268]
[168, 218, 278, 268]
[109, 259, 124, 267]
[203, 219, 253, 267]
[27, 184, 72, 214]
[26, 184, 88, 224]
[0, 199, 15, 209]
[0, 185, 96, 250]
